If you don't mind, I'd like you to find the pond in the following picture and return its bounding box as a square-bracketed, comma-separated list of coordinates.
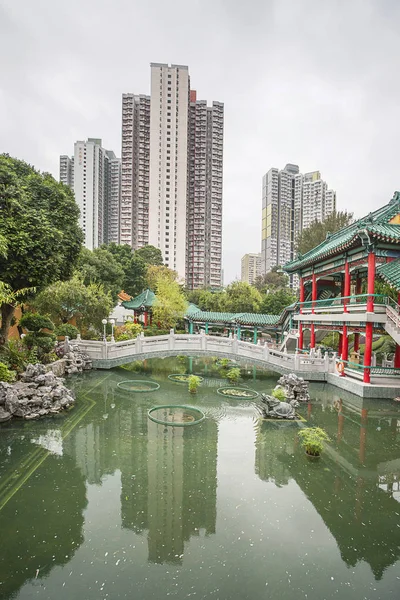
[1, 356, 400, 599]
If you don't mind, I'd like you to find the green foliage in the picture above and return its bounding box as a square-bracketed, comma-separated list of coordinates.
[260, 289, 296, 314]
[223, 281, 262, 313]
[76, 247, 125, 301]
[226, 367, 241, 383]
[149, 268, 188, 330]
[33, 276, 113, 331]
[55, 323, 79, 339]
[253, 266, 289, 292]
[298, 427, 330, 456]
[188, 375, 201, 393]
[23, 332, 56, 355]
[125, 321, 143, 338]
[101, 243, 147, 296]
[0, 361, 16, 382]
[358, 335, 396, 364]
[296, 210, 353, 256]
[143, 326, 170, 337]
[218, 358, 230, 368]
[0, 154, 83, 342]
[0, 340, 38, 372]
[134, 245, 163, 266]
[114, 321, 142, 342]
[271, 386, 286, 402]
[19, 312, 55, 333]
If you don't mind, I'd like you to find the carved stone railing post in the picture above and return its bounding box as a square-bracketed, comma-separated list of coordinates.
[169, 329, 175, 351]
[232, 334, 238, 355]
[324, 352, 329, 372]
[263, 342, 269, 361]
[294, 350, 300, 371]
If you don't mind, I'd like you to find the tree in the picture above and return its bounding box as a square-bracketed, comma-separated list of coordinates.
[253, 266, 289, 292]
[260, 289, 296, 315]
[146, 265, 177, 291]
[32, 277, 113, 330]
[101, 243, 147, 297]
[150, 269, 188, 329]
[0, 155, 83, 343]
[76, 247, 125, 301]
[223, 281, 262, 313]
[296, 210, 353, 256]
[0, 282, 36, 344]
[134, 245, 163, 266]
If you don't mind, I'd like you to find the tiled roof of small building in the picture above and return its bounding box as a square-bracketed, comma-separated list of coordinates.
[121, 289, 156, 310]
[185, 310, 280, 327]
[284, 192, 400, 273]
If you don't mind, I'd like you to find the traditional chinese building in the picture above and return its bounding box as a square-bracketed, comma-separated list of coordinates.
[283, 192, 400, 383]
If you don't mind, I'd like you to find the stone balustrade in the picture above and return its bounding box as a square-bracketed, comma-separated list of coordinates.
[76, 330, 337, 380]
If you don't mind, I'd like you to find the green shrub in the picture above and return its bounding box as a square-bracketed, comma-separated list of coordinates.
[19, 312, 55, 333]
[226, 367, 241, 383]
[298, 427, 330, 457]
[23, 332, 56, 354]
[0, 362, 16, 382]
[271, 386, 286, 402]
[125, 321, 142, 337]
[188, 375, 201, 394]
[0, 340, 39, 373]
[55, 323, 79, 339]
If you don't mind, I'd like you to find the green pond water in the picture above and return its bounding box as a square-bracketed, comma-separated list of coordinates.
[1, 357, 400, 599]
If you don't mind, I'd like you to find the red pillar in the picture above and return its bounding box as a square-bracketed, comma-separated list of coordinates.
[363, 251, 375, 383]
[354, 333, 360, 353]
[359, 408, 368, 464]
[144, 311, 148, 327]
[134, 311, 138, 324]
[395, 292, 400, 368]
[299, 277, 305, 350]
[310, 272, 317, 348]
[338, 333, 343, 356]
[341, 260, 350, 362]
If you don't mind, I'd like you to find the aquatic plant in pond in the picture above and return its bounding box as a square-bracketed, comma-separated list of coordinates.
[188, 375, 201, 394]
[226, 367, 241, 383]
[271, 385, 286, 402]
[298, 426, 330, 457]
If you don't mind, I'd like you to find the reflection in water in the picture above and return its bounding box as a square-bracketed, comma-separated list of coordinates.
[255, 395, 400, 581]
[62, 374, 218, 565]
[1, 362, 400, 599]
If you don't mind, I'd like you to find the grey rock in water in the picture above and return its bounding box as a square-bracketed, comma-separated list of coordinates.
[256, 394, 298, 419]
[277, 373, 310, 403]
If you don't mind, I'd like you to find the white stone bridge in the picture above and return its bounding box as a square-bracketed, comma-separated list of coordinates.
[76, 331, 334, 381]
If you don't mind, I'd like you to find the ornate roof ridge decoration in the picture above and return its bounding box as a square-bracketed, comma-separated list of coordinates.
[283, 192, 400, 273]
[121, 288, 156, 310]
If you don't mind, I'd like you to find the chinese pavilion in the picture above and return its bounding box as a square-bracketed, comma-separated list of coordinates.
[283, 192, 400, 383]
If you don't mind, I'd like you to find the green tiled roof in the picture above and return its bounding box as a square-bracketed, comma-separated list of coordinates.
[377, 259, 400, 292]
[284, 192, 400, 273]
[186, 303, 201, 317]
[186, 310, 280, 327]
[236, 313, 280, 325]
[121, 289, 156, 310]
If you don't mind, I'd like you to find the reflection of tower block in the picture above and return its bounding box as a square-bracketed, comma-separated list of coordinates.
[147, 420, 185, 564]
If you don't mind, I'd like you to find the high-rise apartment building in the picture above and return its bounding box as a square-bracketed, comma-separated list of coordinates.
[148, 63, 190, 277]
[59, 155, 74, 188]
[120, 94, 150, 247]
[241, 253, 262, 285]
[60, 139, 121, 249]
[122, 63, 224, 287]
[261, 164, 336, 277]
[187, 93, 224, 289]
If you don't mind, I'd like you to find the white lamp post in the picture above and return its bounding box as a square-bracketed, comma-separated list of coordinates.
[102, 318, 107, 342]
[110, 319, 115, 343]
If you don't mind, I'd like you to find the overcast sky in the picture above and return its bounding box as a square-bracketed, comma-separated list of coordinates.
[1, 0, 400, 283]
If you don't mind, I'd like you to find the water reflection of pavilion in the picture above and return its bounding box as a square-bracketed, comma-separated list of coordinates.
[255, 397, 400, 580]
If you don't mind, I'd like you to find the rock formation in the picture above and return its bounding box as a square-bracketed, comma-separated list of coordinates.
[277, 373, 310, 403]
